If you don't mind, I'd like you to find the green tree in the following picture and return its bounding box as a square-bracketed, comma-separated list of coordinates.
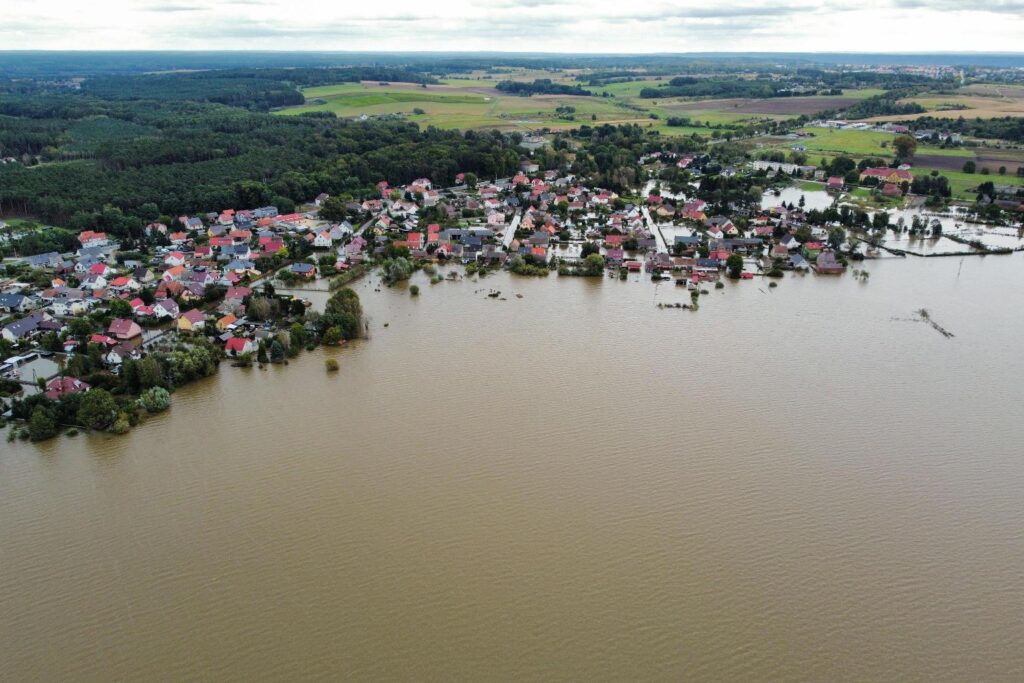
[893, 135, 918, 160]
[40, 332, 62, 353]
[108, 298, 132, 318]
[289, 322, 306, 349]
[381, 257, 413, 283]
[28, 406, 58, 441]
[77, 389, 118, 431]
[582, 253, 606, 276]
[828, 227, 847, 251]
[962, 160, 976, 174]
[725, 253, 744, 279]
[318, 196, 349, 222]
[270, 339, 286, 363]
[68, 318, 93, 338]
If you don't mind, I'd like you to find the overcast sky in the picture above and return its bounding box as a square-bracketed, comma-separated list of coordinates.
[3, 0, 1023, 53]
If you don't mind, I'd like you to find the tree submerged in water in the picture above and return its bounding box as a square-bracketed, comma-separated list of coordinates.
[323, 287, 363, 341]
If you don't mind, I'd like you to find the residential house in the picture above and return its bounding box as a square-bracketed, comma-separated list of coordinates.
[105, 343, 140, 367]
[45, 376, 90, 400]
[216, 313, 239, 332]
[108, 318, 143, 341]
[313, 230, 334, 248]
[289, 262, 317, 279]
[860, 167, 913, 184]
[2, 311, 51, 342]
[224, 337, 256, 357]
[814, 251, 845, 274]
[154, 299, 180, 320]
[882, 183, 903, 198]
[78, 230, 109, 248]
[0, 293, 32, 314]
[178, 309, 206, 332]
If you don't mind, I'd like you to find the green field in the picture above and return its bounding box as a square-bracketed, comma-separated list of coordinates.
[278, 81, 663, 131]
[277, 74, 891, 137]
[930, 169, 1024, 198]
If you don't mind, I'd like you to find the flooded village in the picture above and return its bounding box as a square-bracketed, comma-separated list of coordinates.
[2, 135, 1023, 441]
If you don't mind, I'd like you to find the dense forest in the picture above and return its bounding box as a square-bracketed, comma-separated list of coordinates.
[641, 72, 942, 101]
[0, 73, 523, 226]
[79, 67, 438, 111]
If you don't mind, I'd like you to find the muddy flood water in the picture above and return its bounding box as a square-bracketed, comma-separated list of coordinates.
[3, 253, 1024, 681]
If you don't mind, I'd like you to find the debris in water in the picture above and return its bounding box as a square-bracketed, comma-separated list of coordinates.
[891, 308, 955, 338]
[515, 294, 523, 299]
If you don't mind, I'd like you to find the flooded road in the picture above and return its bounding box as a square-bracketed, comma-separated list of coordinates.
[3, 254, 1024, 681]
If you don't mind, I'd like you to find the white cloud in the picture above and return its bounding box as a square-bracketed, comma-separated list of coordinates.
[0, 0, 1021, 52]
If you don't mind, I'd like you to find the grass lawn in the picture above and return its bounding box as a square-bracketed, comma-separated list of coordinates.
[924, 169, 1024, 199]
[795, 127, 897, 156]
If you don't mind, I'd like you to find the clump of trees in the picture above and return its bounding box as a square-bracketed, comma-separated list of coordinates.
[322, 287, 363, 341]
[558, 252, 606, 277]
[497, 79, 592, 97]
[381, 256, 413, 284]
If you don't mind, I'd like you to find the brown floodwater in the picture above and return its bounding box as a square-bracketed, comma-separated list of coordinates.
[3, 253, 1024, 681]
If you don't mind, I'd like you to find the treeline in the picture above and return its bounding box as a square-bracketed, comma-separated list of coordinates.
[640, 77, 782, 99]
[81, 67, 438, 111]
[795, 69, 939, 89]
[820, 89, 926, 120]
[909, 115, 1024, 143]
[496, 79, 593, 97]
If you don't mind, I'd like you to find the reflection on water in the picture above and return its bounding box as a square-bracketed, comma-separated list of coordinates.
[3, 254, 1024, 681]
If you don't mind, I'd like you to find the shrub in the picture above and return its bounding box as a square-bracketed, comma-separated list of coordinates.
[139, 387, 171, 414]
[111, 413, 132, 435]
[325, 358, 339, 372]
[410, 284, 420, 296]
[322, 326, 343, 345]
